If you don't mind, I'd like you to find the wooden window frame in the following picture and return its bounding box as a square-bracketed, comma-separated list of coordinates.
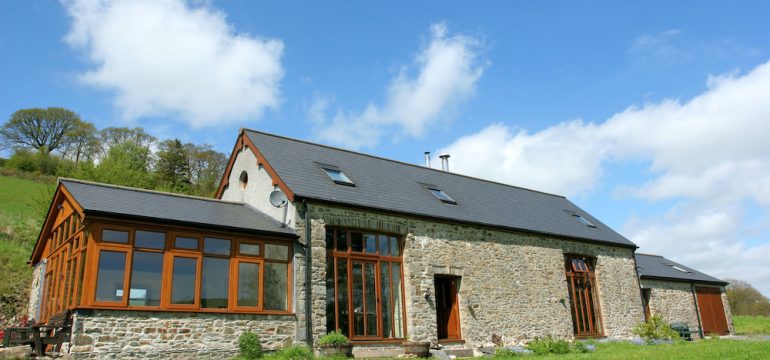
[326, 227, 408, 342]
[165, 252, 202, 310]
[564, 254, 604, 338]
[233, 258, 265, 312]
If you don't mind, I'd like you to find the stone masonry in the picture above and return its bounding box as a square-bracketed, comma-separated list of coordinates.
[68, 310, 297, 359]
[640, 279, 702, 339]
[307, 203, 645, 347]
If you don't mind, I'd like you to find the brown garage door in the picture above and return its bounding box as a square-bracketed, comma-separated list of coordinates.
[696, 287, 729, 335]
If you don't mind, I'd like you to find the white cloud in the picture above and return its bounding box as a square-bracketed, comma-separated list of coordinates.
[63, 0, 284, 127]
[311, 23, 485, 149]
[439, 59, 770, 295]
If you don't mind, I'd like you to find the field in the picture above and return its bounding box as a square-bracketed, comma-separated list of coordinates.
[522, 339, 770, 359]
[734, 315, 770, 335]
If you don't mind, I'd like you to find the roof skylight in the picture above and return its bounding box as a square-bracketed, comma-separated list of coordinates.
[670, 265, 691, 273]
[323, 168, 355, 186]
[428, 187, 457, 205]
[574, 214, 596, 228]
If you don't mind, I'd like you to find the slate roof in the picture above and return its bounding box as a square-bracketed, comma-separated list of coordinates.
[61, 179, 295, 237]
[243, 129, 636, 248]
[636, 253, 727, 285]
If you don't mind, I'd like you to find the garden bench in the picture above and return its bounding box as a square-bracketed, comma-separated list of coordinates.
[2, 311, 72, 356]
[670, 322, 692, 341]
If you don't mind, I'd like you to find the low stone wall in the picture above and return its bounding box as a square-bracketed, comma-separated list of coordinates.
[308, 203, 645, 347]
[69, 310, 298, 359]
[640, 279, 701, 338]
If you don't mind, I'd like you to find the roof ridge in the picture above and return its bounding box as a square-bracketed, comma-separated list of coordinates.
[241, 128, 567, 199]
[58, 178, 245, 206]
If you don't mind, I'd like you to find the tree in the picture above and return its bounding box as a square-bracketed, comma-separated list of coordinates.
[97, 127, 156, 156]
[66, 141, 157, 189]
[0, 107, 82, 153]
[186, 144, 227, 196]
[60, 121, 98, 163]
[156, 139, 191, 191]
[725, 279, 770, 317]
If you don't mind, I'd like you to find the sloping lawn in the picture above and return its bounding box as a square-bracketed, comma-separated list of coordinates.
[501, 339, 770, 359]
[734, 315, 770, 335]
[0, 174, 54, 218]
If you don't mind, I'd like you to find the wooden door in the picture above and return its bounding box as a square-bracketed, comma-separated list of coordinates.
[565, 256, 603, 337]
[641, 288, 652, 321]
[435, 276, 461, 340]
[696, 287, 729, 335]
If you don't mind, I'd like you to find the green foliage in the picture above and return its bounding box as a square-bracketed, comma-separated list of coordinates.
[492, 347, 525, 357]
[526, 335, 571, 355]
[264, 345, 314, 360]
[726, 279, 770, 316]
[632, 315, 681, 343]
[239, 332, 264, 359]
[317, 330, 349, 346]
[5, 148, 66, 175]
[733, 315, 770, 335]
[157, 139, 192, 192]
[1, 107, 83, 154]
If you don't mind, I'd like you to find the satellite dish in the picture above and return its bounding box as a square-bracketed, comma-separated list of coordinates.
[269, 189, 288, 208]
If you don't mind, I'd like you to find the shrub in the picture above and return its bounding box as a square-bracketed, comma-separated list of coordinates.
[632, 315, 681, 343]
[493, 347, 528, 357]
[239, 332, 263, 359]
[264, 345, 314, 360]
[317, 330, 349, 346]
[526, 335, 571, 355]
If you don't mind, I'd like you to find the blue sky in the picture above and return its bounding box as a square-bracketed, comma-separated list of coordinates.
[1, 0, 769, 295]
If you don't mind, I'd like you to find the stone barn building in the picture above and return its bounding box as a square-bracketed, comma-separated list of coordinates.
[636, 254, 732, 338]
[23, 129, 732, 358]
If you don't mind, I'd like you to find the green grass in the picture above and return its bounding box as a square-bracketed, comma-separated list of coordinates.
[497, 339, 770, 359]
[0, 173, 55, 218]
[734, 315, 770, 335]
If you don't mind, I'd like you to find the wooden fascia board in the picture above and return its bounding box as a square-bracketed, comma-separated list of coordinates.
[215, 131, 295, 201]
[29, 182, 86, 264]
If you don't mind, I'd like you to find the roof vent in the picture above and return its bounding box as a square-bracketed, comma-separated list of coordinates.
[424, 152, 431, 167]
[439, 154, 450, 171]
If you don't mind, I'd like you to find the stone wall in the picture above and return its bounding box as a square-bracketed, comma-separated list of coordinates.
[26, 260, 46, 321]
[69, 310, 297, 359]
[720, 290, 735, 334]
[307, 203, 645, 347]
[640, 279, 701, 338]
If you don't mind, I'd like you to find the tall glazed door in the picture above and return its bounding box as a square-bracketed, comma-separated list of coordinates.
[564, 256, 603, 337]
[435, 276, 461, 340]
[351, 260, 379, 339]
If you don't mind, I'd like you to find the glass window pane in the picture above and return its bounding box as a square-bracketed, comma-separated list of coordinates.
[380, 263, 392, 338]
[325, 228, 334, 250]
[379, 235, 389, 256]
[365, 262, 377, 336]
[336, 259, 349, 337]
[171, 257, 197, 305]
[265, 262, 288, 311]
[129, 251, 163, 306]
[352, 262, 364, 335]
[202, 257, 229, 308]
[351, 232, 363, 252]
[135, 230, 165, 249]
[95, 251, 126, 302]
[365, 234, 377, 254]
[238, 262, 260, 307]
[102, 229, 128, 243]
[390, 236, 400, 257]
[325, 256, 336, 332]
[175, 236, 198, 249]
[336, 230, 348, 251]
[392, 263, 404, 338]
[204, 237, 231, 255]
[240, 243, 261, 256]
[265, 244, 289, 261]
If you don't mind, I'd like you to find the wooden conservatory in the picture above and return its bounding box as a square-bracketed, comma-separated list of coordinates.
[28, 179, 297, 325]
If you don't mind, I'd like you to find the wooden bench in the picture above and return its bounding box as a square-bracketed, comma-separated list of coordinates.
[2, 311, 72, 356]
[2, 325, 36, 348]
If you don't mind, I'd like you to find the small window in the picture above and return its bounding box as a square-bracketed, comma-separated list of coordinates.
[428, 188, 457, 205]
[265, 244, 289, 261]
[323, 168, 355, 186]
[102, 229, 129, 243]
[571, 258, 589, 272]
[204, 237, 231, 255]
[174, 236, 198, 250]
[239, 171, 249, 190]
[239, 242, 261, 256]
[135, 230, 166, 249]
[574, 215, 596, 228]
[671, 265, 691, 273]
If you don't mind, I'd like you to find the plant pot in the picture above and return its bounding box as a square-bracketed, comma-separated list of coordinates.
[318, 344, 353, 358]
[402, 341, 431, 358]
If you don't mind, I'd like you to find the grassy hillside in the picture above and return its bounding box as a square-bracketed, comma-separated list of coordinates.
[0, 173, 55, 327]
[734, 315, 770, 335]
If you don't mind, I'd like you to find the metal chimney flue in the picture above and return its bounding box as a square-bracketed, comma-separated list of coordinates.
[424, 152, 431, 168]
[439, 154, 450, 171]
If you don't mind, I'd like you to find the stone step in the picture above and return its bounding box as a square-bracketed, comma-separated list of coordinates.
[444, 348, 475, 358]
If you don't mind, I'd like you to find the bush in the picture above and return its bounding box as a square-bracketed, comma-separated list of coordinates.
[5, 148, 66, 175]
[632, 315, 681, 343]
[264, 345, 314, 360]
[317, 330, 349, 346]
[526, 335, 571, 355]
[239, 332, 263, 359]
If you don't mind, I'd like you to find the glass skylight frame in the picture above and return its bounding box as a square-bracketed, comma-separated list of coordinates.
[573, 214, 597, 228]
[322, 167, 355, 187]
[427, 187, 457, 205]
